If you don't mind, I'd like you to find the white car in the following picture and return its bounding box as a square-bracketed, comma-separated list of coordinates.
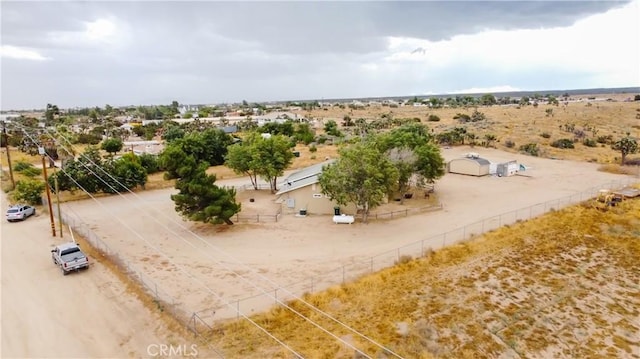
[6, 205, 36, 222]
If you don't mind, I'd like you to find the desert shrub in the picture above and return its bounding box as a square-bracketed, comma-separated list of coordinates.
[12, 178, 45, 205]
[504, 140, 516, 148]
[583, 138, 598, 147]
[551, 138, 575, 149]
[309, 144, 317, 153]
[13, 161, 42, 177]
[540, 132, 551, 139]
[13, 161, 34, 172]
[453, 113, 471, 122]
[316, 135, 328, 144]
[427, 114, 441, 122]
[597, 135, 614, 144]
[519, 143, 540, 156]
[470, 110, 486, 122]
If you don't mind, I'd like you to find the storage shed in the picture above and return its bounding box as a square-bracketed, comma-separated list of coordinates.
[448, 157, 491, 176]
[496, 160, 519, 177]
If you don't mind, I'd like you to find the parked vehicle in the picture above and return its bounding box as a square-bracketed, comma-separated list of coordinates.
[51, 242, 90, 275]
[6, 205, 36, 222]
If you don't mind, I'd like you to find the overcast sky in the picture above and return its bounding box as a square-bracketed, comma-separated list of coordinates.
[1, 1, 639, 110]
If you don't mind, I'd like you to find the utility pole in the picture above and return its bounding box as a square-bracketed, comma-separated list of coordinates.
[54, 168, 63, 238]
[39, 147, 56, 237]
[1, 121, 16, 190]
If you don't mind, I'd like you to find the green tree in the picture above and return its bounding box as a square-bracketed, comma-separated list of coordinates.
[171, 169, 241, 225]
[480, 94, 497, 106]
[225, 133, 261, 189]
[293, 122, 315, 144]
[166, 128, 232, 167]
[413, 143, 446, 184]
[101, 137, 123, 156]
[12, 178, 45, 205]
[319, 142, 398, 223]
[162, 146, 240, 225]
[253, 135, 295, 193]
[103, 153, 147, 192]
[612, 136, 638, 165]
[45, 103, 60, 125]
[323, 120, 342, 137]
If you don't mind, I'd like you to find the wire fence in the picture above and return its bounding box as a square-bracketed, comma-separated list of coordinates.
[222, 177, 638, 322]
[45, 177, 638, 332]
[44, 199, 193, 329]
[357, 203, 444, 221]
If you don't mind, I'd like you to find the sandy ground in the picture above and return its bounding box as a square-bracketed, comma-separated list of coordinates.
[59, 146, 637, 324]
[0, 190, 215, 358]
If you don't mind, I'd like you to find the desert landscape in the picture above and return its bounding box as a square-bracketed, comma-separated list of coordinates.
[2, 92, 640, 358]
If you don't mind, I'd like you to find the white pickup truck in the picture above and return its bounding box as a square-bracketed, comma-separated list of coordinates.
[51, 242, 90, 275]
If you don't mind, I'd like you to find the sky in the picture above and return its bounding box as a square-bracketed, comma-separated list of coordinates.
[1, 0, 639, 110]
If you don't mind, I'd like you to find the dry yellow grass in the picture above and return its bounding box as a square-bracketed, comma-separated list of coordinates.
[206, 192, 640, 358]
[306, 97, 640, 164]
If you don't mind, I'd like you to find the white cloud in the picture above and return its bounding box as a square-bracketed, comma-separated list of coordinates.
[47, 17, 130, 50]
[378, 0, 639, 88]
[0, 45, 50, 61]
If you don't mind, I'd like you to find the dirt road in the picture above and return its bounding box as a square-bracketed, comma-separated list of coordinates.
[61, 146, 638, 322]
[0, 191, 210, 358]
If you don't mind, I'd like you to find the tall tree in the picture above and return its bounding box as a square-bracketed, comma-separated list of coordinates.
[161, 147, 240, 225]
[253, 134, 295, 193]
[319, 142, 398, 223]
[612, 136, 638, 165]
[225, 133, 261, 189]
[101, 137, 123, 156]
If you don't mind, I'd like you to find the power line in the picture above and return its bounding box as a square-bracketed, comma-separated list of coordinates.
[41, 125, 402, 358]
[18, 126, 303, 359]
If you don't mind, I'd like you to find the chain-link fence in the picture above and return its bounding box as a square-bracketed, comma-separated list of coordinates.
[224, 177, 638, 322]
[45, 177, 638, 331]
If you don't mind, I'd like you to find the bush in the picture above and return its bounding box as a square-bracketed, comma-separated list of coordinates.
[596, 135, 614, 144]
[309, 144, 317, 153]
[427, 114, 441, 122]
[551, 138, 575, 149]
[519, 143, 540, 156]
[13, 161, 42, 177]
[583, 138, 598, 147]
[12, 178, 45, 205]
[317, 135, 328, 144]
[76, 133, 102, 145]
[453, 113, 471, 122]
[504, 140, 516, 148]
[13, 161, 34, 172]
[540, 132, 551, 139]
[138, 153, 160, 174]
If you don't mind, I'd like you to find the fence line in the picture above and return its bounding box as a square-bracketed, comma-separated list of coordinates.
[356, 203, 444, 221]
[44, 177, 638, 329]
[226, 177, 638, 321]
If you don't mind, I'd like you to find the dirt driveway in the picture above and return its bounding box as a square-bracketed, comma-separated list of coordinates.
[61, 146, 637, 322]
[0, 191, 217, 358]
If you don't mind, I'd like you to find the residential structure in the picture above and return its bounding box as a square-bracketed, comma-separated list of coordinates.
[276, 160, 357, 215]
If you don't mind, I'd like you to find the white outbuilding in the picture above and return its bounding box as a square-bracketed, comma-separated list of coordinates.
[448, 155, 491, 176]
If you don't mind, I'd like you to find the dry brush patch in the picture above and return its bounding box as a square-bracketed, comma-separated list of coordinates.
[204, 194, 640, 358]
